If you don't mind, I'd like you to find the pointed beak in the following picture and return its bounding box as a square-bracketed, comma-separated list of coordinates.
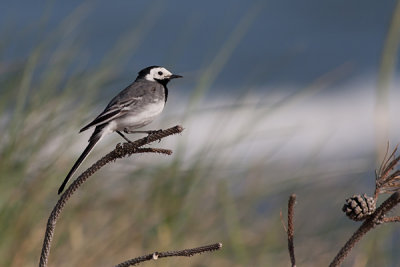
[169, 74, 183, 79]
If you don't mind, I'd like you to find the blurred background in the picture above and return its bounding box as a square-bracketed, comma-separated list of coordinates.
[1, 0, 400, 266]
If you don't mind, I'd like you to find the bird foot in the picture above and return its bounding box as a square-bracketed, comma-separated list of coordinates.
[146, 129, 162, 135]
[146, 129, 163, 143]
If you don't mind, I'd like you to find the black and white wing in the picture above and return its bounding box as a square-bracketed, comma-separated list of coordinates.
[79, 97, 142, 133]
[79, 80, 153, 132]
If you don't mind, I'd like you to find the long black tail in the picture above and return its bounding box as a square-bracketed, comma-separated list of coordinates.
[58, 131, 102, 194]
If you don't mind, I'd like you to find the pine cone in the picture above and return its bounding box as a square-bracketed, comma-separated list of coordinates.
[342, 194, 376, 221]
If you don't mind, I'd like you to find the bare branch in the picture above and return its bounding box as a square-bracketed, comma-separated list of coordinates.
[114, 243, 223, 267]
[329, 192, 400, 267]
[39, 125, 183, 267]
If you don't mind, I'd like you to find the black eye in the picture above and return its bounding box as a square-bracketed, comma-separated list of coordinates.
[158, 71, 163, 75]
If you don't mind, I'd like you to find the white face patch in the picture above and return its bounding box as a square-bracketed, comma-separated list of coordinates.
[145, 67, 173, 82]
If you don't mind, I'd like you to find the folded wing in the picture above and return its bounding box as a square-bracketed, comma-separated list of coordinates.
[80, 97, 141, 132]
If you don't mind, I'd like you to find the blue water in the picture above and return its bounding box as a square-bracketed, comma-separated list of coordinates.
[0, 0, 397, 90]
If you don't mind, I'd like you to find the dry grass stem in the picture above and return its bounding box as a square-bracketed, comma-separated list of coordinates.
[39, 125, 184, 267]
[279, 211, 287, 233]
[114, 243, 223, 267]
[329, 192, 400, 267]
[281, 194, 297, 266]
[287, 194, 296, 267]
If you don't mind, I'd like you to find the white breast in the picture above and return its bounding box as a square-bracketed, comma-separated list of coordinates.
[115, 101, 165, 131]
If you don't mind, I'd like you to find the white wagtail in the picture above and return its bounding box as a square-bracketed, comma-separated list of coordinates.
[58, 66, 182, 194]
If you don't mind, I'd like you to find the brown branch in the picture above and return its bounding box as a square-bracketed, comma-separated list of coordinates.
[134, 147, 173, 155]
[114, 243, 223, 267]
[329, 192, 400, 267]
[287, 194, 297, 267]
[39, 125, 184, 267]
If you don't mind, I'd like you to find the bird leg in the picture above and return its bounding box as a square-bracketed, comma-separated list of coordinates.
[116, 131, 133, 143]
[123, 129, 162, 135]
[123, 128, 163, 142]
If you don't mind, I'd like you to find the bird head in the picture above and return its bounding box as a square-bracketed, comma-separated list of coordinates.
[137, 66, 182, 84]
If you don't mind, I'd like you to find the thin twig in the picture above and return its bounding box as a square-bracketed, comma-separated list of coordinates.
[39, 125, 183, 267]
[329, 192, 400, 267]
[114, 243, 223, 267]
[287, 194, 296, 267]
[381, 216, 400, 223]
